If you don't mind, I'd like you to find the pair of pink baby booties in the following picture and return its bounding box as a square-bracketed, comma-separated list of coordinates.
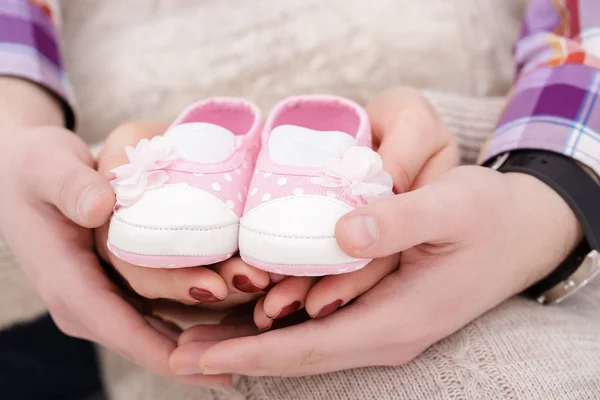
[108, 95, 394, 277]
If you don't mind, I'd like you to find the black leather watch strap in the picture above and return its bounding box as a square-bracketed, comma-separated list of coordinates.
[486, 150, 600, 299]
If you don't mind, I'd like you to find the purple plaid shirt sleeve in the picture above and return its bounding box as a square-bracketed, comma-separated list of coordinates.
[0, 0, 74, 128]
[484, 0, 600, 177]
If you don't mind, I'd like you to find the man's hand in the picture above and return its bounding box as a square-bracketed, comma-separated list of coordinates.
[172, 165, 581, 376]
[0, 78, 232, 387]
[219, 86, 461, 331]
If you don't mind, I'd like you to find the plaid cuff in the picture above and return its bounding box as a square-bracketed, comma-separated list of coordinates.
[484, 63, 600, 177]
[0, 0, 75, 129]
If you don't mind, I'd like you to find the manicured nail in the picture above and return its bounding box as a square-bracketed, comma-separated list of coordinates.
[189, 288, 224, 303]
[258, 320, 273, 332]
[343, 215, 378, 250]
[310, 299, 343, 318]
[232, 275, 265, 293]
[77, 185, 106, 221]
[269, 301, 301, 319]
[175, 365, 202, 376]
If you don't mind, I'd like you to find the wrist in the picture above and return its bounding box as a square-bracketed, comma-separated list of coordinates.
[504, 172, 583, 290]
[0, 77, 65, 133]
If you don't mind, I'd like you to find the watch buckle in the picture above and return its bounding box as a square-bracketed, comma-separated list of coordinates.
[489, 152, 510, 171]
[537, 250, 600, 305]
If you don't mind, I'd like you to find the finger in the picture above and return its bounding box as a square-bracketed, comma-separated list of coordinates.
[97, 121, 169, 178]
[116, 257, 229, 305]
[145, 315, 182, 342]
[253, 296, 274, 331]
[305, 255, 399, 318]
[411, 143, 460, 189]
[96, 223, 228, 304]
[335, 172, 473, 258]
[101, 302, 231, 388]
[178, 324, 260, 346]
[170, 341, 231, 376]
[192, 304, 384, 377]
[215, 257, 270, 294]
[27, 129, 115, 228]
[367, 86, 455, 192]
[77, 278, 231, 387]
[150, 299, 229, 329]
[262, 276, 319, 319]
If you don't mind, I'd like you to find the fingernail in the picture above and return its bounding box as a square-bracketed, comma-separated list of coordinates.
[77, 185, 106, 221]
[310, 299, 343, 319]
[189, 288, 224, 303]
[258, 320, 273, 332]
[202, 367, 223, 376]
[343, 215, 378, 250]
[232, 275, 265, 293]
[175, 365, 202, 376]
[269, 301, 301, 319]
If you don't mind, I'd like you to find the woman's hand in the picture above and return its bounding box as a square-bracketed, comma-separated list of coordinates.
[172, 165, 581, 377]
[95, 122, 268, 310]
[0, 78, 231, 387]
[217, 87, 460, 329]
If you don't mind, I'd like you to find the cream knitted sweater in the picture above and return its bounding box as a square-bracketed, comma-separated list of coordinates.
[1, 0, 599, 399]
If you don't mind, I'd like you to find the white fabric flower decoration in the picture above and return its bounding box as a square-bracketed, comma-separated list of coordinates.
[311, 146, 394, 204]
[110, 136, 180, 206]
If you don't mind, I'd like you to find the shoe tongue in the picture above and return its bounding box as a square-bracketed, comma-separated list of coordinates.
[164, 122, 236, 163]
[268, 125, 356, 168]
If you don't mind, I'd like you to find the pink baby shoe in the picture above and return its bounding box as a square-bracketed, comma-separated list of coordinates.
[107, 98, 262, 268]
[239, 95, 394, 276]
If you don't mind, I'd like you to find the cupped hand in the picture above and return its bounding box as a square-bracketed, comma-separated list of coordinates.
[220, 87, 460, 329]
[172, 166, 581, 376]
[0, 78, 233, 387]
[96, 121, 266, 310]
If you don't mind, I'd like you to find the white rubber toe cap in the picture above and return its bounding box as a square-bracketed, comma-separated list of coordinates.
[239, 195, 359, 266]
[108, 184, 239, 257]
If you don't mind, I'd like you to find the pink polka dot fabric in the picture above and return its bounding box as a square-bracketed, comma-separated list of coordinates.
[163, 98, 263, 218]
[163, 163, 253, 218]
[244, 170, 360, 212]
[244, 95, 372, 214]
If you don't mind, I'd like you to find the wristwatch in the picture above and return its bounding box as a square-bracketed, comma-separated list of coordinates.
[486, 150, 600, 305]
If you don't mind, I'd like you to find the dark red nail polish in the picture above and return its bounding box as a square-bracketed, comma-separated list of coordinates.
[232, 275, 264, 293]
[270, 301, 301, 319]
[189, 288, 223, 303]
[311, 299, 343, 319]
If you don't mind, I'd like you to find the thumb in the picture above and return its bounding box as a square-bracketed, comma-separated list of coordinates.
[335, 168, 477, 259]
[28, 129, 115, 228]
